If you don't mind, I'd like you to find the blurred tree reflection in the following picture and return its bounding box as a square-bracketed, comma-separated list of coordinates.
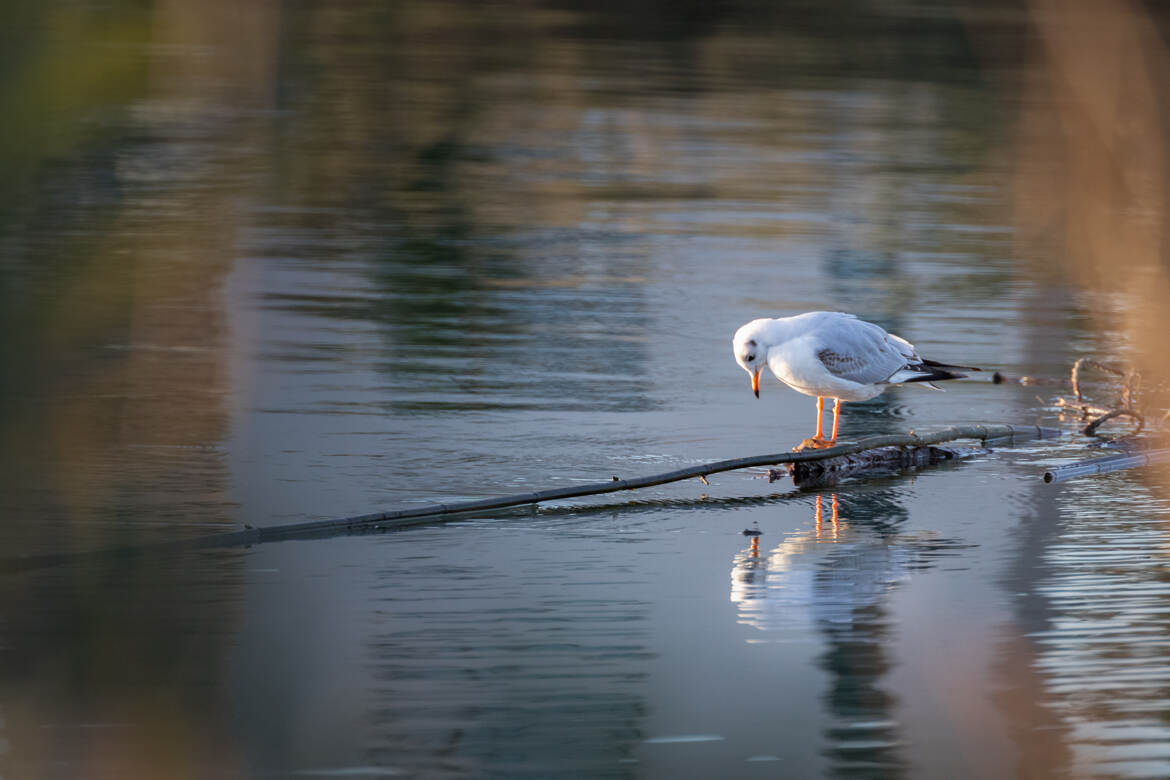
[0, 1, 279, 777]
[989, 1, 1170, 414]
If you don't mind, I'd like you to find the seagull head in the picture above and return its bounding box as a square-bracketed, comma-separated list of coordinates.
[732, 319, 771, 398]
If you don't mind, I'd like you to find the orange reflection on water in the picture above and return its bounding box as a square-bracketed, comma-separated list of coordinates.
[814, 493, 841, 540]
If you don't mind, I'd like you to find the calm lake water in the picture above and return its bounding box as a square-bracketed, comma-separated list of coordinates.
[2, 1, 1169, 778]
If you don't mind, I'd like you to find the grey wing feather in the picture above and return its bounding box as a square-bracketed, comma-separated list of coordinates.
[814, 320, 917, 385]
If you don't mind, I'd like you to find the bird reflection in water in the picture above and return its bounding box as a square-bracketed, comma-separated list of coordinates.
[731, 495, 845, 607]
[730, 492, 914, 778]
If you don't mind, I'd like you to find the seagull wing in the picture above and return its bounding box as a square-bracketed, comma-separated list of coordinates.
[811, 318, 918, 385]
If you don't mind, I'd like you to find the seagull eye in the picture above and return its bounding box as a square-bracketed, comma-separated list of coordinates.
[746, 354, 755, 362]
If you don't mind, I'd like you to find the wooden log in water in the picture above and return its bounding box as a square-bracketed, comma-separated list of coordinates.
[778, 443, 991, 488]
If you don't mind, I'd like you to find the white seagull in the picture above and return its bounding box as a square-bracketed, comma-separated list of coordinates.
[732, 312, 978, 448]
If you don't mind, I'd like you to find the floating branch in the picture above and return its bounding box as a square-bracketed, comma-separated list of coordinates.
[195, 423, 1059, 546]
[1082, 408, 1144, 437]
[1044, 448, 1170, 483]
[0, 424, 1063, 573]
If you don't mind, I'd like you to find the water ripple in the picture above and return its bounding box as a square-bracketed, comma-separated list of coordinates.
[1030, 478, 1170, 777]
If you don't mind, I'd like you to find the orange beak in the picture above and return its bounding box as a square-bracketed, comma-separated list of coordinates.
[751, 369, 760, 398]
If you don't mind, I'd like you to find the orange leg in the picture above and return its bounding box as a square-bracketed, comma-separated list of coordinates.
[814, 396, 824, 439]
[829, 398, 842, 442]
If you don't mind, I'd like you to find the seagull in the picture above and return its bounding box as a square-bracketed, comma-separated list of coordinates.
[732, 312, 978, 448]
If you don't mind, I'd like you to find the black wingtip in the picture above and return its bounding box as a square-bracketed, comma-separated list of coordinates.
[923, 358, 981, 372]
[903, 368, 967, 384]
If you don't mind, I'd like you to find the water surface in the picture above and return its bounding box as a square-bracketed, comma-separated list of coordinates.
[1, 2, 1167, 778]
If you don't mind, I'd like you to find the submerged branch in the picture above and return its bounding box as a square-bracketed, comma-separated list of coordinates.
[1044, 447, 1170, 483]
[1082, 408, 1144, 436]
[201, 423, 1059, 545]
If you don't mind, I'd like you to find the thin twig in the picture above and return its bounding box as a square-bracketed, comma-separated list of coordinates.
[1055, 397, 1114, 418]
[1083, 408, 1144, 436]
[1123, 370, 1141, 409]
[1071, 358, 1127, 403]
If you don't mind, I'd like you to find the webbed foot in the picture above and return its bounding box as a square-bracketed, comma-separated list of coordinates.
[794, 436, 837, 452]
